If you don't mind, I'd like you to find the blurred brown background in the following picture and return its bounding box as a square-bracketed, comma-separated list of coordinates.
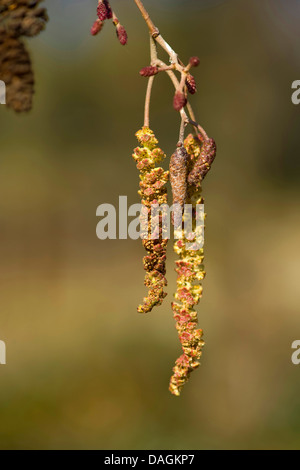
[0, 0, 300, 450]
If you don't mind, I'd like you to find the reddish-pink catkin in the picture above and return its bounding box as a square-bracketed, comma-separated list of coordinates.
[186, 74, 197, 95]
[116, 24, 128, 45]
[188, 138, 217, 186]
[173, 91, 187, 111]
[91, 19, 104, 36]
[97, 0, 112, 21]
[139, 66, 159, 77]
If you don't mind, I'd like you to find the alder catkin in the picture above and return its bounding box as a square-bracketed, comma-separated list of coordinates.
[0, 0, 48, 112]
[186, 73, 197, 95]
[170, 145, 189, 212]
[97, 0, 112, 21]
[0, 34, 34, 112]
[91, 19, 104, 36]
[188, 138, 217, 186]
[169, 134, 216, 397]
[173, 90, 187, 111]
[116, 23, 128, 46]
[139, 66, 158, 77]
[132, 127, 169, 314]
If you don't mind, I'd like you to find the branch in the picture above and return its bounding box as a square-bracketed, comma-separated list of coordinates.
[134, 0, 178, 65]
[144, 36, 158, 127]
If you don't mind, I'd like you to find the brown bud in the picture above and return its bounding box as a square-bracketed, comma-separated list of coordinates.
[189, 56, 200, 67]
[173, 91, 187, 112]
[186, 74, 197, 95]
[139, 66, 159, 77]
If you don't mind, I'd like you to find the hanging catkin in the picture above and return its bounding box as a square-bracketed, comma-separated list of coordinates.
[0, 0, 48, 112]
[169, 133, 216, 396]
[132, 127, 169, 314]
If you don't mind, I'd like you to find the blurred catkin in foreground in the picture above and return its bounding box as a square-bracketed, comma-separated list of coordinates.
[0, 0, 48, 112]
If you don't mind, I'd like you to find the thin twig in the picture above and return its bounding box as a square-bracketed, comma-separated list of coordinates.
[178, 113, 187, 145]
[133, 0, 158, 36]
[155, 59, 208, 139]
[135, 0, 209, 141]
[144, 76, 154, 127]
[134, 0, 179, 65]
[144, 36, 158, 127]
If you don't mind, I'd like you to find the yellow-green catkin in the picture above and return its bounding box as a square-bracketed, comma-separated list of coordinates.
[132, 127, 169, 313]
[169, 134, 206, 396]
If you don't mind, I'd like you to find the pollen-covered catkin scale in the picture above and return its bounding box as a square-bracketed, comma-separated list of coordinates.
[132, 128, 169, 314]
[169, 134, 216, 397]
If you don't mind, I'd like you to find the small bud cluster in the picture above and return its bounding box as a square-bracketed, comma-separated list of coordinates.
[139, 56, 201, 112]
[132, 128, 169, 314]
[0, 0, 48, 112]
[91, 0, 127, 45]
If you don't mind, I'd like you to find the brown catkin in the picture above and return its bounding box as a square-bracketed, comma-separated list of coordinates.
[188, 138, 217, 186]
[0, 0, 48, 37]
[0, 33, 34, 112]
[0, 0, 48, 112]
[170, 145, 189, 212]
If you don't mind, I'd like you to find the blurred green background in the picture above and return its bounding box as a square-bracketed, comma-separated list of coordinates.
[0, 0, 300, 450]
